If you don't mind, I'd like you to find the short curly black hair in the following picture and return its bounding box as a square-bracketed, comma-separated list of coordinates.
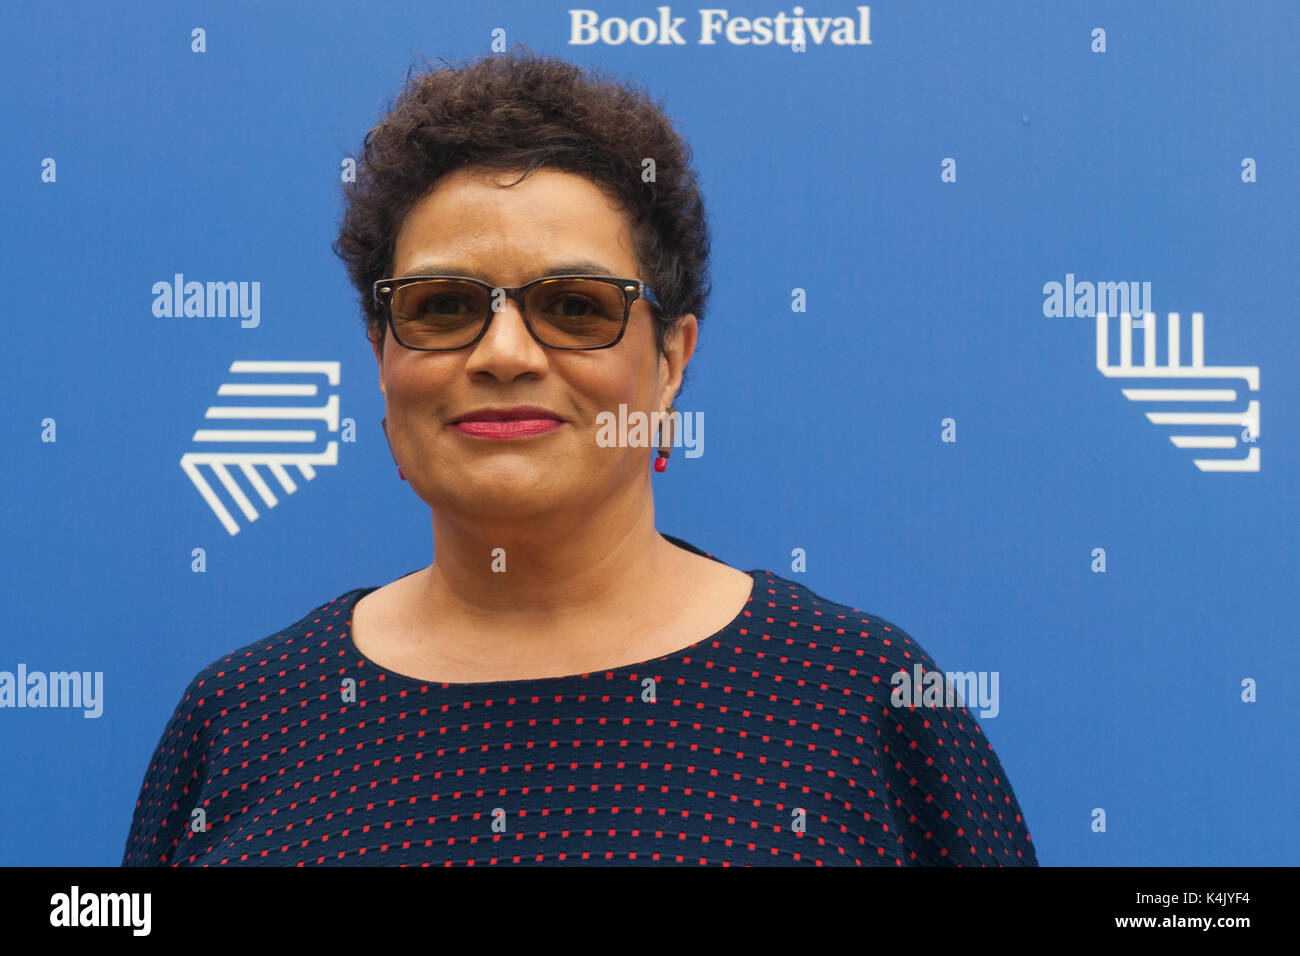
[333, 47, 711, 374]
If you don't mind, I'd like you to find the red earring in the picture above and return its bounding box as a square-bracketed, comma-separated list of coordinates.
[654, 406, 676, 473]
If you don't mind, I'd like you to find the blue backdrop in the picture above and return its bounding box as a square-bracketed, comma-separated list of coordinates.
[2, 0, 1296, 866]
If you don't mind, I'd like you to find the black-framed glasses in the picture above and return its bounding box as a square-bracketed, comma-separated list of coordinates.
[371, 274, 663, 351]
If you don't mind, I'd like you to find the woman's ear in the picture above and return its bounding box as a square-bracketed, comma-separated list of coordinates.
[370, 329, 386, 397]
[658, 313, 697, 410]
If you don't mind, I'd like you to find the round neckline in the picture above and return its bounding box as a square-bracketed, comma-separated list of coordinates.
[341, 567, 765, 691]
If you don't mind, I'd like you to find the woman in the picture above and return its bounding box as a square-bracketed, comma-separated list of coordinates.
[122, 48, 1036, 866]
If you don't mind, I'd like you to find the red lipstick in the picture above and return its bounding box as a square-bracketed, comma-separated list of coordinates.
[449, 406, 566, 439]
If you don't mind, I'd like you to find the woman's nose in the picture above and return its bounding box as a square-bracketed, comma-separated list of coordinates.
[463, 297, 550, 375]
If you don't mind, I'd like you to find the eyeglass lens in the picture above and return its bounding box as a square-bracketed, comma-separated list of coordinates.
[391, 278, 628, 349]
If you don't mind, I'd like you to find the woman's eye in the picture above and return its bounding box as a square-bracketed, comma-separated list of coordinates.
[423, 296, 465, 315]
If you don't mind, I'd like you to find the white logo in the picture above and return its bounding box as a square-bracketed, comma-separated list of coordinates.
[181, 361, 341, 534]
[49, 886, 150, 936]
[1096, 312, 1259, 472]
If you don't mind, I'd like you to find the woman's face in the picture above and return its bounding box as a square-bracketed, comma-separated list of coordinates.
[373, 165, 694, 522]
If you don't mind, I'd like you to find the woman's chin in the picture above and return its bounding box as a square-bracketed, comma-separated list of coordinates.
[422, 473, 580, 518]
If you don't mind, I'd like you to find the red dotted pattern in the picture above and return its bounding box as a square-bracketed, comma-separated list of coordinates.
[122, 567, 1035, 866]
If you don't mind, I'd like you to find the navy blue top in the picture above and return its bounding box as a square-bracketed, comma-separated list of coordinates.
[122, 535, 1037, 866]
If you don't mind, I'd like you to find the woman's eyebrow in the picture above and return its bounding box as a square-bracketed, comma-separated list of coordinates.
[397, 260, 619, 281]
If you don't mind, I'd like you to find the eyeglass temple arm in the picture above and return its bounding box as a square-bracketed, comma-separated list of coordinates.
[639, 282, 663, 313]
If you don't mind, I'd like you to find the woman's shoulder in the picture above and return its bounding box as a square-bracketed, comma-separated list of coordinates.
[668, 534, 919, 648]
[122, 585, 372, 866]
[751, 569, 1036, 863]
[743, 568, 976, 710]
[168, 585, 372, 718]
[744, 568, 921, 655]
